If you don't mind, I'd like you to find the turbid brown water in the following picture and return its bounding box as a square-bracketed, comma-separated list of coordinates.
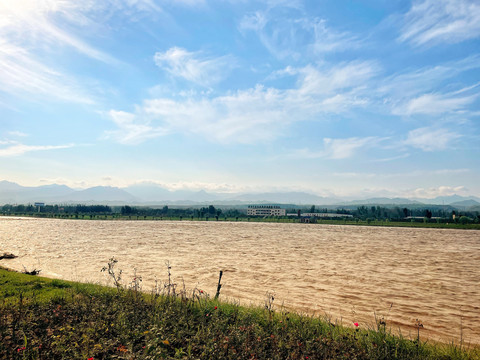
[1, 217, 479, 345]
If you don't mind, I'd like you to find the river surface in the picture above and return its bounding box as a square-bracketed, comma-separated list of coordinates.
[1, 217, 479, 345]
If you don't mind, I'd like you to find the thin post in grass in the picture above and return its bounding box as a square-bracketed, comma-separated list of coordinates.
[215, 270, 223, 299]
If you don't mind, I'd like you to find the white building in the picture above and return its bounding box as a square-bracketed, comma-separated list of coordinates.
[293, 213, 353, 218]
[247, 205, 286, 216]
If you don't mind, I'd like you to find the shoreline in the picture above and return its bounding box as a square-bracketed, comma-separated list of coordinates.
[2, 213, 480, 230]
[1, 264, 478, 350]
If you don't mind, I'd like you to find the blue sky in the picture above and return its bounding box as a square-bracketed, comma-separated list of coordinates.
[0, 0, 479, 199]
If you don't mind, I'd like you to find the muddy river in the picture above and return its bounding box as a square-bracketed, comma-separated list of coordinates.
[1, 217, 479, 345]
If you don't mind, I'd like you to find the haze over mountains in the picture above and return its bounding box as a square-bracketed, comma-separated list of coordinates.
[1, 180, 479, 208]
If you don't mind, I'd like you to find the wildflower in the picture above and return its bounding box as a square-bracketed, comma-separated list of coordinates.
[117, 345, 128, 353]
[354, 322, 359, 327]
[200, 290, 204, 293]
[88, 357, 94, 360]
[214, 306, 218, 310]
[17, 347, 26, 352]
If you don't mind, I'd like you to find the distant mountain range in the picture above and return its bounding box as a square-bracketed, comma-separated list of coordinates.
[1, 180, 479, 208]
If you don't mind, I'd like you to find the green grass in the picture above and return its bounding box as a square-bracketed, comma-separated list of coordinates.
[0, 266, 478, 359]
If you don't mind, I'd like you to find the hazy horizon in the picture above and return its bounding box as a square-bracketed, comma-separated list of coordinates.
[1, 1, 479, 198]
[2, 178, 480, 205]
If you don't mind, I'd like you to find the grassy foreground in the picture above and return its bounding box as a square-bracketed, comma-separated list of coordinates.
[0, 267, 478, 360]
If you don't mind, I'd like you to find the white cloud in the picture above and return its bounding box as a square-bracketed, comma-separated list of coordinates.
[142, 86, 289, 143]
[168, 0, 207, 7]
[372, 153, 411, 163]
[105, 110, 168, 145]
[239, 10, 358, 59]
[404, 127, 461, 151]
[395, 93, 477, 116]
[407, 186, 468, 199]
[0, 0, 119, 64]
[322, 137, 385, 159]
[7, 131, 28, 137]
[0, 142, 74, 157]
[310, 18, 360, 54]
[288, 136, 387, 160]
[378, 57, 480, 118]
[297, 61, 378, 96]
[331, 172, 377, 179]
[0, 0, 166, 104]
[154, 47, 236, 87]
[107, 61, 378, 144]
[399, 0, 480, 46]
[378, 56, 480, 100]
[0, 40, 94, 104]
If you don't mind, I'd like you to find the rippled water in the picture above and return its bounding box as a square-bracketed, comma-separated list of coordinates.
[1, 217, 479, 344]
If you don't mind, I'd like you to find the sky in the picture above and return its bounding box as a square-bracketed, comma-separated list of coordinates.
[0, 0, 479, 199]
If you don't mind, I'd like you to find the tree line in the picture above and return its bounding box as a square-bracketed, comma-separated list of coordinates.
[1, 203, 479, 224]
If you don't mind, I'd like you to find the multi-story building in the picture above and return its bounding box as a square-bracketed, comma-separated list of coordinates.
[247, 205, 286, 216]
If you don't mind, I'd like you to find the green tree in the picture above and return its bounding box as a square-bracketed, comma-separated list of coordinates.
[208, 205, 216, 215]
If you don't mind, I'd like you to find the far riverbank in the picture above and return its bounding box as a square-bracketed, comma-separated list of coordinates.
[1, 212, 479, 230]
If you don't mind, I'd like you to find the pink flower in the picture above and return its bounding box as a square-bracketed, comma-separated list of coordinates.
[354, 322, 359, 327]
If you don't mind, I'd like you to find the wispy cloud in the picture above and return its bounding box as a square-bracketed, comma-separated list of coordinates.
[0, 0, 119, 64]
[332, 168, 469, 180]
[406, 185, 468, 199]
[107, 61, 378, 144]
[395, 92, 477, 116]
[239, 9, 358, 60]
[404, 127, 461, 151]
[372, 153, 411, 163]
[0, 142, 74, 157]
[104, 110, 168, 145]
[310, 18, 361, 54]
[287, 136, 388, 160]
[0, 0, 166, 104]
[322, 137, 386, 159]
[0, 40, 94, 104]
[154, 47, 236, 87]
[168, 0, 207, 7]
[399, 0, 480, 46]
[379, 57, 480, 117]
[378, 55, 480, 100]
[7, 131, 28, 138]
[296, 61, 379, 96]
